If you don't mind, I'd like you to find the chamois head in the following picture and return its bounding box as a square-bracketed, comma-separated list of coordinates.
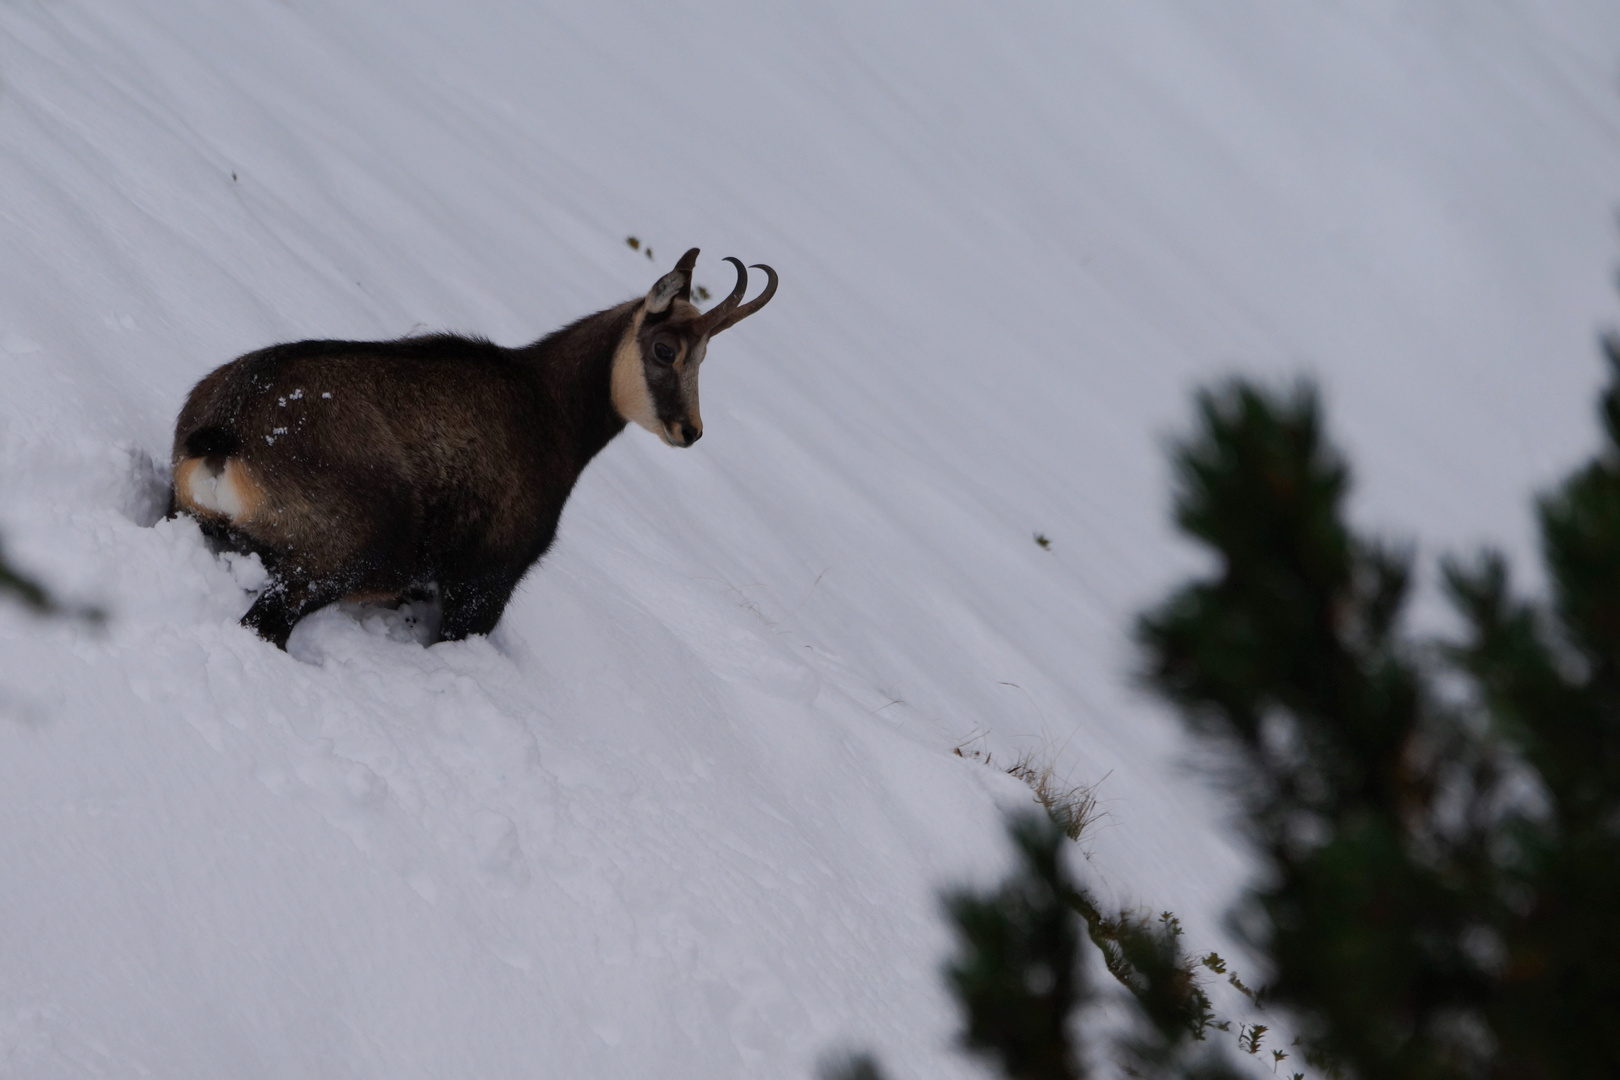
[612, 247, 777, 447]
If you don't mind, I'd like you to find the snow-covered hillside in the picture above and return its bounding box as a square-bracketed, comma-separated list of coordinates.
[3, 2, 1619, 1076]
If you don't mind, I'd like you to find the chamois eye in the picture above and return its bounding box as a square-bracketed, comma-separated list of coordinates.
[652, 342, 676, 364]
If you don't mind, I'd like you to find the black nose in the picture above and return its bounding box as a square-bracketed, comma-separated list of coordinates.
[681, 422, 702, 445]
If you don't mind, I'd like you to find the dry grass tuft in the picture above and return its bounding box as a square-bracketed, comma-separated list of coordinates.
[1005, 749, 1104, 841]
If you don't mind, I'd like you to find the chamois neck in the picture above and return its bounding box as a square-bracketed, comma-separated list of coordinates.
[526, 299, 638, 464]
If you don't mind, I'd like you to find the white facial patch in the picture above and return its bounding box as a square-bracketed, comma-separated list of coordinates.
[610, 309, 662, 435]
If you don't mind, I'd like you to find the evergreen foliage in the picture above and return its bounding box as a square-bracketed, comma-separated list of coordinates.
[0, 534, 55, 614]
[1, 525, 102, 624]
[830, 812, 1244, 1080]
[1138, 354, 1620, 1077]
[943, 814, 1088, 1080]
[837, 333, 1620, 1080]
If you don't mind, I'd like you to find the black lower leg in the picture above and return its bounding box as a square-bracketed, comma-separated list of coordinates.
[438, 572, 519, 641]
[241, 575, 346, 650]
[242, 587, 303, 650]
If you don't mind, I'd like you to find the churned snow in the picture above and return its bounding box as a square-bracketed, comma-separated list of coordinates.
[3, 2, 1620, 1077]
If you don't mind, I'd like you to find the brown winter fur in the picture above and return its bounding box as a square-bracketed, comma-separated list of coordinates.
[170, 249, 775, 649]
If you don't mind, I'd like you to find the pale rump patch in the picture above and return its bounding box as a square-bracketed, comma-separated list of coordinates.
[174, 456, 263, 523]
[610, 307, 662, 436]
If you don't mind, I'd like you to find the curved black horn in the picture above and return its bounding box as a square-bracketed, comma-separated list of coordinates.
[708, 263, 777, 336]
[695, 257, 748, 335]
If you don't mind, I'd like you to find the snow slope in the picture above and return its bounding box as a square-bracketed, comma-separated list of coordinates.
[3, 2, 1620, 1076]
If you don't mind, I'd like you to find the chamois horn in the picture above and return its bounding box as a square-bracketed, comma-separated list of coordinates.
[707, 263, 777, 336]
[694, 257, 749, 336]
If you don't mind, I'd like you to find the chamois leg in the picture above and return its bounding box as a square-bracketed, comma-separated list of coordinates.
[241, 487, 419, 649]
[437, 568, 522, 642]
[241, 573, 352, 650]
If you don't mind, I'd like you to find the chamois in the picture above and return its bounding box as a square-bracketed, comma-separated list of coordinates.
[171, 248, 776, 649]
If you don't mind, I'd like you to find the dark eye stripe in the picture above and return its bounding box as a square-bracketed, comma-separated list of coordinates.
[653, 342, 676, 363]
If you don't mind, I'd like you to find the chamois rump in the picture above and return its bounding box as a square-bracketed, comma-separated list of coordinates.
[170, 248, 776, 649]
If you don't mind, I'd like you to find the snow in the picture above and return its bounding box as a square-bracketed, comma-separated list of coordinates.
[3, 1, 1620, 1076]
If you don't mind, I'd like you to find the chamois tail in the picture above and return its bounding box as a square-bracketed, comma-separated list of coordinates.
[183, 426, 240, 460]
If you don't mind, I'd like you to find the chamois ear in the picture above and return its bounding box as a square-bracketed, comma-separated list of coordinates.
[644, 247, 700, 314]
